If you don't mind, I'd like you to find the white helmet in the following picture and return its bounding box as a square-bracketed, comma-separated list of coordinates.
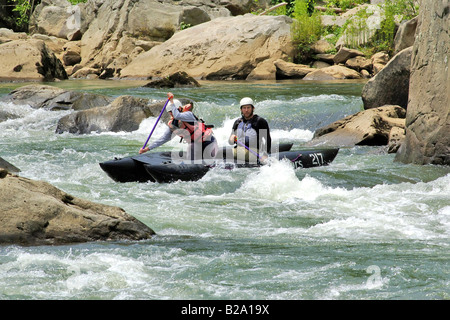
[240, 97, 254, 108]
[167, 99, 182, 112]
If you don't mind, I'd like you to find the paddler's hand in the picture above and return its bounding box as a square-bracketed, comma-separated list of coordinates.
[260, 154, 269, 164]
[229, 135, 237, 145]
[139, 147, 149, 154]
[167, 92, 174, 101]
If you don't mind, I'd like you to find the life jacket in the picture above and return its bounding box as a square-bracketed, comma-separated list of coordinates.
[235, 117, 258, 148]
[179, 116, 213, 143]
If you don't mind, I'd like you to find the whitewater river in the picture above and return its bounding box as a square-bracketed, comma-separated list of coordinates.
[0, 79, 448, 301]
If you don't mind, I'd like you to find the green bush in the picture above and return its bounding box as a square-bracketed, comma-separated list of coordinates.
[338, 0, 419, 55]
[267, 0, 418, 61]
[11, 0, 32, 28]
[290, 0, 322, 62]
[325, 0, 370, 11]
[10, 0, 87, 30]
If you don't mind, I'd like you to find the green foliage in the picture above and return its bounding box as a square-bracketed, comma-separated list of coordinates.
[291, 0, 322, 62]
[267, 0, 419, 62]
[326, 0, 370, 11]
[180, 22, 192, 30]
[9, 0, 87, 31]
[67, 0, 87, 4]
[270, 0, 295, 16]
[338, 0, 419, 55]
[11, 0, 32, 28]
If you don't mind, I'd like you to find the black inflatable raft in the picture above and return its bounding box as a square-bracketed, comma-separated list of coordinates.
[99, 143, 339, 183]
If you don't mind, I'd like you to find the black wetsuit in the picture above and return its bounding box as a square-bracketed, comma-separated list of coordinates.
[231, 114, 272, 154]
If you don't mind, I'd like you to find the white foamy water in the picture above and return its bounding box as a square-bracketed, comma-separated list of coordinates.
[1, 81, 449, 301]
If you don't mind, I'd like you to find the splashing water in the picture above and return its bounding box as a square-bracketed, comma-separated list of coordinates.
[1, 80, 449, 301]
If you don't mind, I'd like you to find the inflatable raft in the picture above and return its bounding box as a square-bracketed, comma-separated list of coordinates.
[99, 143, 339, 183]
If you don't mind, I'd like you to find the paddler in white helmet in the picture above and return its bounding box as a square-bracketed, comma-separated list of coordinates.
[228, 97, 271, 163]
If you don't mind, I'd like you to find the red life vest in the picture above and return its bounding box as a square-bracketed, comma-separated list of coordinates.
[180, 120, 213, 143]
[168, 115, 213, 143]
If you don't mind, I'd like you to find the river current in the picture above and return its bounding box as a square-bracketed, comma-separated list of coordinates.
[0, 79, 448, 301]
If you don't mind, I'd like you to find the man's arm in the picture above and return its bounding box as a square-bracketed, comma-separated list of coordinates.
[140, 127, 173, 153]
[171, 105, 197, 122]
[228, 119, 240, 145]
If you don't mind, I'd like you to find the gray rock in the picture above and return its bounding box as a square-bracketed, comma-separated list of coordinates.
[55, 95, 149, 134]
[0, 171, 155, 246]
[143, 71, 200, 88]
[0, 84, 113, 111]
[395, 0, 450, 165]
[394, 16, 418, 54]
[0, 39, 67, 81]
[309, 105, 406, 147]
[274, 59, 315, 79]
[361, 47, 412, 110]
[55, 95, 195, 134]
[0, 157, 20, 173]
[120, 14, 295, 80]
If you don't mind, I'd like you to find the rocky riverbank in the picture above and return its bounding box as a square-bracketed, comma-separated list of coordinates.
[0, 0, 448, 246]
[1, 0, 415, 82]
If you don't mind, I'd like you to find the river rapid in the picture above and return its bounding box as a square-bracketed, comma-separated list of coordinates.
[0, 79, 449, 301]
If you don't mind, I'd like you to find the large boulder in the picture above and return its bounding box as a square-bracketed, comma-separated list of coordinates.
[55, 95, 195, 134]
[28, 0, 277, 79]
[0, 39, 67, 81]
[395, 0, 450, 165]
[0, 170, 155, 246]
[55, 95, 185, 134]
[0, 84, 113, 111]
[78, 0, 233, 78]
[333, 47, 365, 64]
[308, 105, 406, 147]
[120, 14, 295, 80]
[28, 0, 89, 41]
[393, 16, 418, 54]
[361, 47, 412, 110]
[274, 59, 315, 79]
[55, 95, 151, 134]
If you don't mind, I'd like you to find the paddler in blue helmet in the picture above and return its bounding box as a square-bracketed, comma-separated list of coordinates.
[228, 97, 271, 163]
